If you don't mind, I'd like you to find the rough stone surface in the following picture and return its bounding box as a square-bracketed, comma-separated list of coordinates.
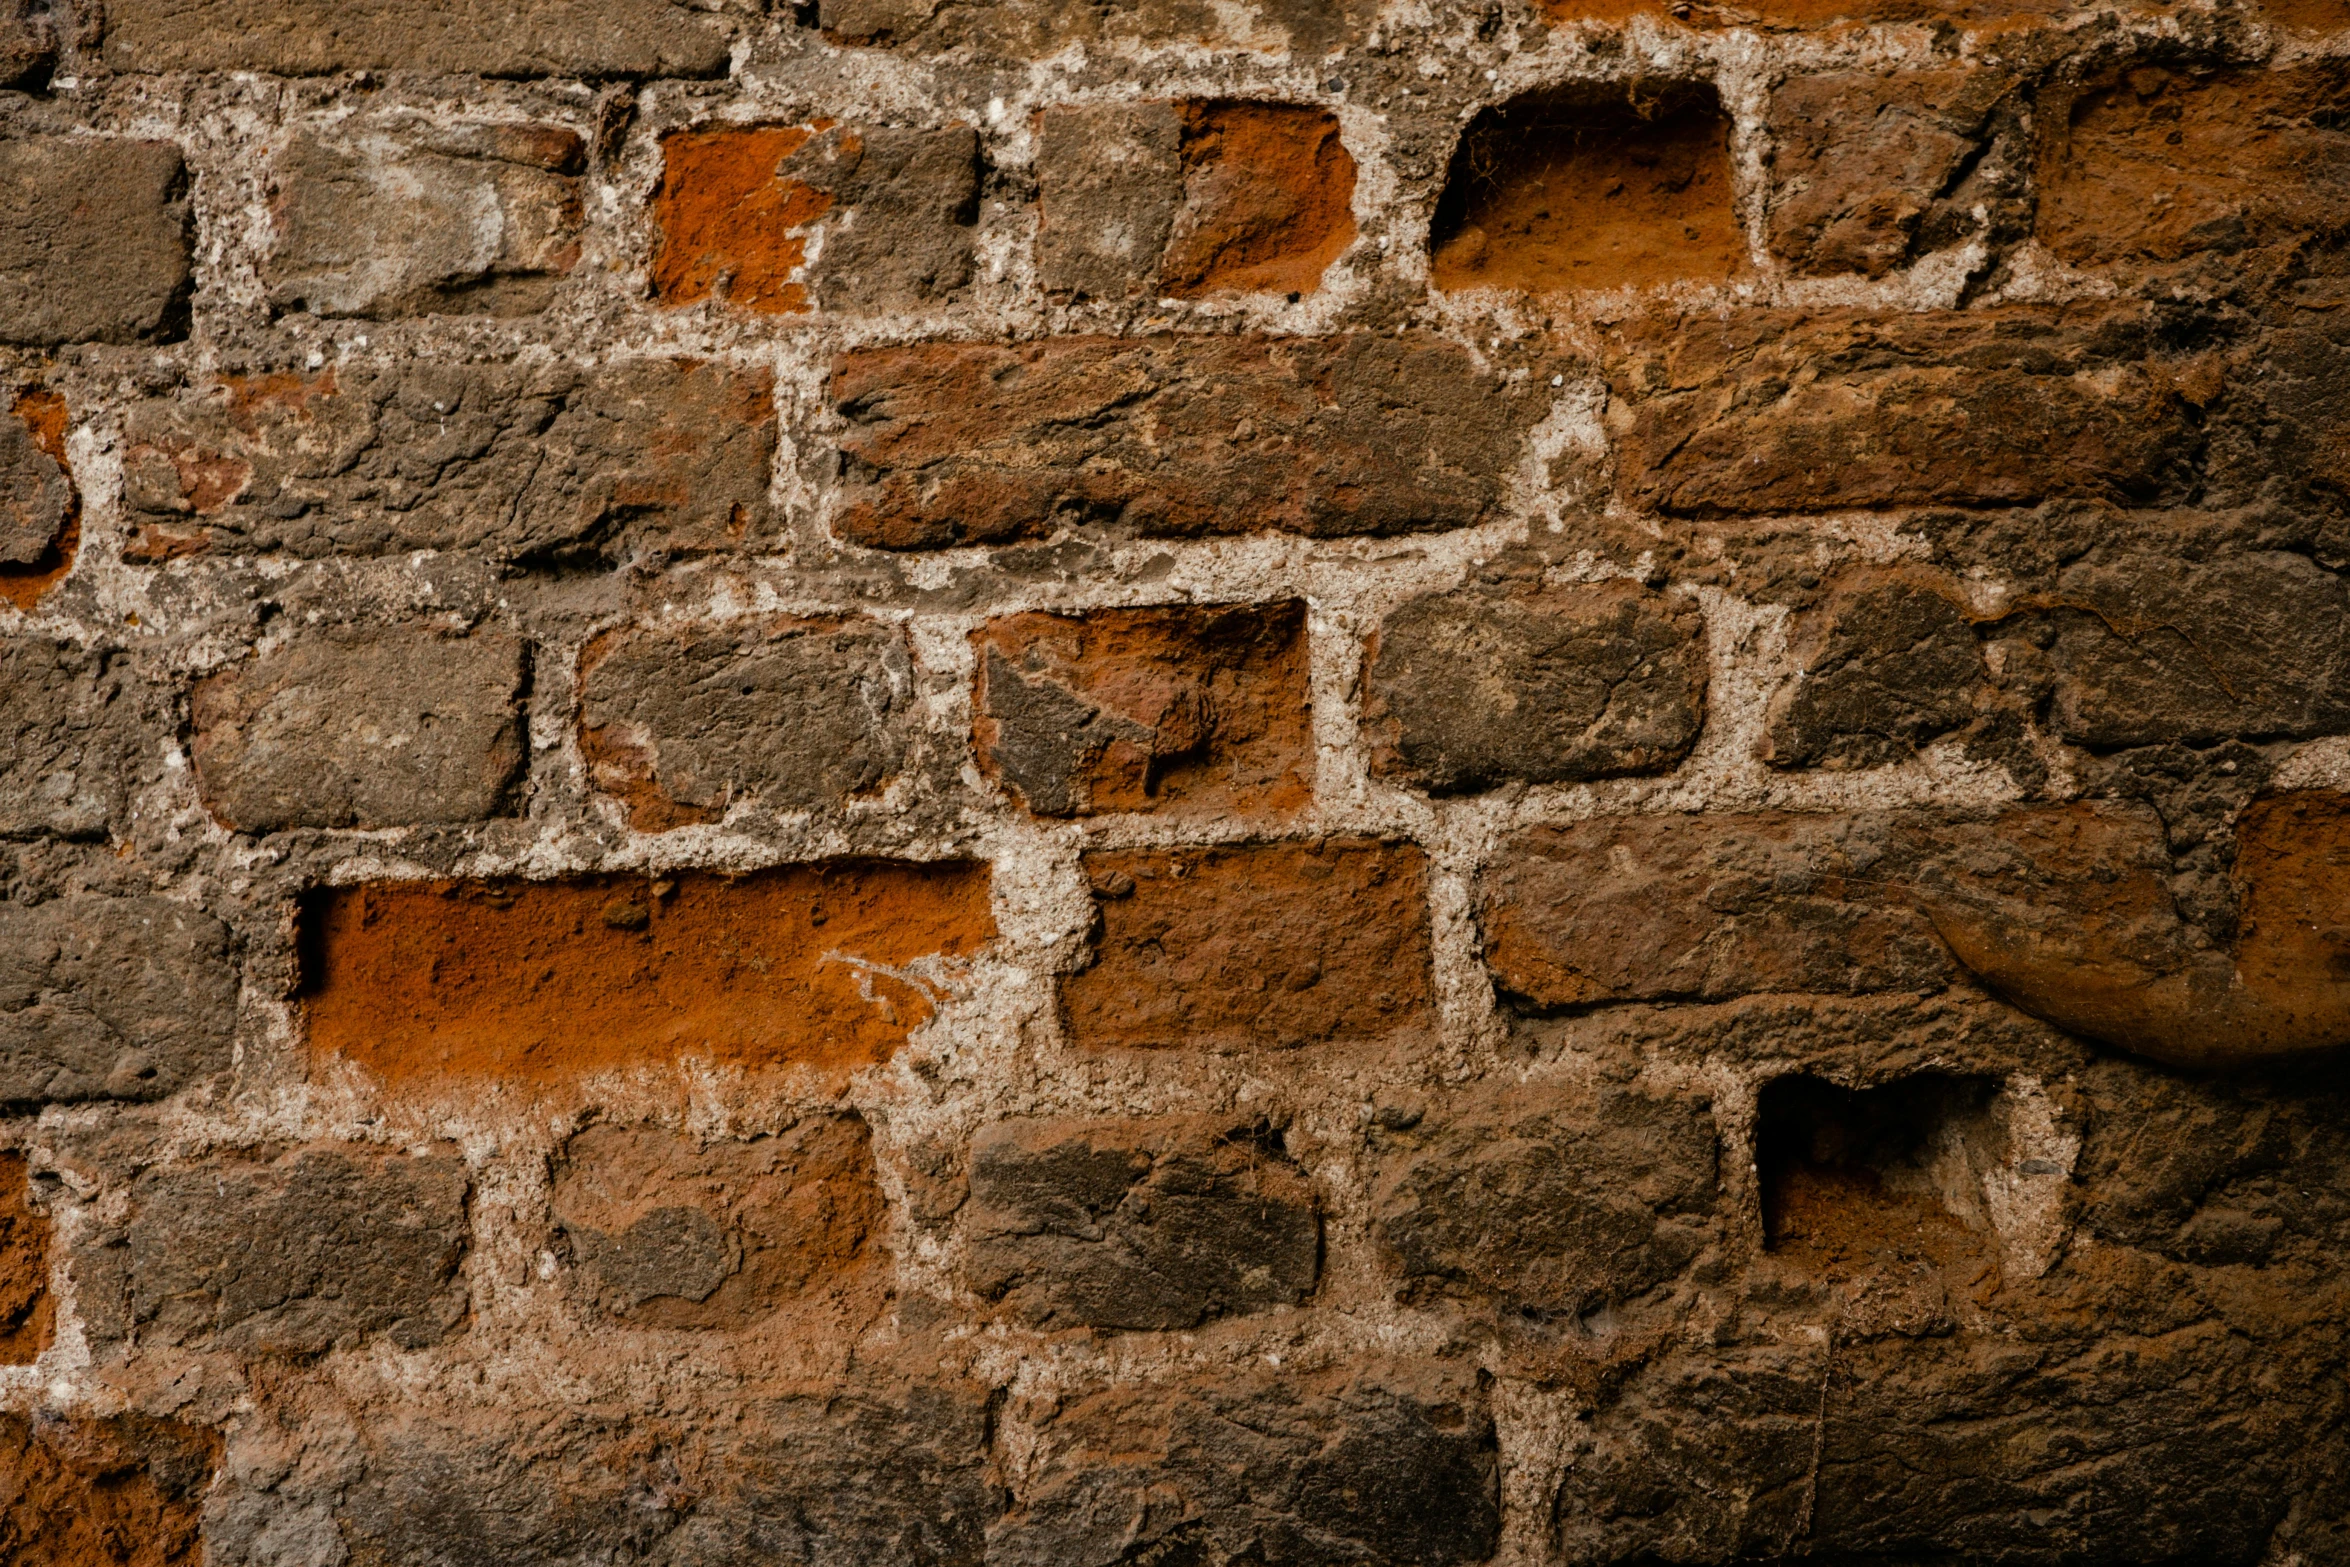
[1064, 840, 1436, 1051]
[0, 390, 72, 569]
[1034, 102, 1183, 299]
[0, 1413, 217, 1566]
[0, 137, 189, 346]
[1366, 582, 1707, 794]
[965, 1114, 1319, 1330]
[190, 628, 527, 832]
[1160, 101, 1357, 298]
[0, 1153, 50, 1363]
[0, 0, 54, 86]
[121, 360, 777, 562]
[265, 124, 586, 318]
[0, 894, 237, 1105]
[578, 616, 917, 830]
[973, 600, 1310, 818]
[831, 334, 1545, 548]
[100, 0, 734, 75]
[0, 638, 145, 839]
[1764, 570, 1986, 769]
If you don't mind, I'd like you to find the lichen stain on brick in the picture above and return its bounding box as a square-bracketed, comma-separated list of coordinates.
[650, 124, 834, 313]
[299, 862, 995, 1087]
[1162, 102, 1357, 297]
[0, 1412, 217, 1566]
[0, 388, 75, 610]
[1431, 83, 1744, 292]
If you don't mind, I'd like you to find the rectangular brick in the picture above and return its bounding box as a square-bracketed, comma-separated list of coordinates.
[191, 627, 526, 832]
[973, 600, 1311, 818]
[120, 359, 777, 563]
[0, 137, 189, 347]
[299, 861, 995, 1087]
[100, 0, 732, 76]
[0, 636, 144, 838]
[578, 616, 917, 832]
[0, 1413, 216, 1566]
[1063, 840, 1434, 1051]
[830, 333, 1546, 549]
[0, 894, 238, 1105]
[820, 0, 1371, 56]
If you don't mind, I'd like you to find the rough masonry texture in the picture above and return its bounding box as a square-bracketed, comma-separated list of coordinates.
[5, 0, 2350, 1563]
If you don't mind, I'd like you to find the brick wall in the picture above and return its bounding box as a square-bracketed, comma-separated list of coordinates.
[2, 0, 2349, 1560]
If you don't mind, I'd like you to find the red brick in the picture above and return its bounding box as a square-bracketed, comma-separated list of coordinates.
[0, 1413, 217, 1566]
[0, 1154, 48, 1364]
[651, 125, 831, 315]
[1161, 102, 1357, 298]
[1063, 840, 1435, 1051]
[0, 388, 75, 612]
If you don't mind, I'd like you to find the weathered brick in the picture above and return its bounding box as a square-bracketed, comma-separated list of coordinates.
[995, 1362, 1499, 1567]
[972, 600, 1310, 819]
[651, 122, 978, 316]
[100, 0, 732, 76]
[965, 1114, 1319, 1331]
[1034, 103, 1183, 299]
[1160, 102, 1357, 298]
[0, 0, 54, 86]
[0, 894, 238, 1105]
[550, 1116, 885, 1327]
[120, 360, 777, 563]
[1607, 306, 2205, 517]
[1766, 69, 2022, 277]
[1375, 1082, 1717, 1317]
[0, 1154, 49, 1364]
[1365, 581, 1706, 794]
[832, 333, 1544, 549]
[300, 862, 995, 1087]
[191, 627, 526, 832]
[819, 0, 1372, 57]
[1063, 840, 1435, 1051]
[1480, 813, 1953, 1007]
[265, 123, 586, 318]
[0, 137, 189, 346]
[1764, 570, 1986, 770]
[1431, 83, 1741, 293]
[0, 387, 74, 610]
[0, 637, 142, 839]
[0, 1413, 217, 1567]
[113, 1145, 469, 1355]
[2037, 64, 2350, 268]
[578, 616, 917, 831]
[2044, 551, 2350, 748]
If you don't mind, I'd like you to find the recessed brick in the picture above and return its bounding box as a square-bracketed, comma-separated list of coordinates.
[0, 893, 238, 1105]
[972, 600, 1311, 819]
[550, 1116, 886, 1328]
[580, 616, 917, 831]
[1430, 83, 1741, 292]
[2037, 65, 2350, 269]
[1063, 840, 1435, 1051]
[0, 137, 189, 347]
[652, 122, 978, 316]
[0, 1154, 49, 1364]
[101, 0, 732, 75]
[832, 333, 1544, 549]
[1365, 581, 1706, 795]
[1763, 570, 1987, 770]
[965, 1114, 1320, 1330]
[120, 359, 777, 563]
[266, 124, 586, 318]
[0, 389, 75, 611]
[0, 1413, 217, 1567]
[1161, 102, 1357, 298]
[191, 627, 527, 832]
[299, 861, 996, 1088]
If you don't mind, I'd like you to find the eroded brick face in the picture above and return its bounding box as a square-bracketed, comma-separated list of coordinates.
[0, 1413, 217, 1567]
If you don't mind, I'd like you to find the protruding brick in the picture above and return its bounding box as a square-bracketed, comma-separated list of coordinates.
[1035, 103, 1182, 299]
[191, 628, 526, 832]
[0, 137, 189, 346]
[995, 1362, 1500, 1567]
[0, 388, 75, 610]
[1480, 813, 1953, 1007]
[1376, 1083, 1717, 1318]
[551, 1116, 886, 1327]
[652, 123, 978, 316]
[266, 124, 586, 318]
[101, 0, 732, 75]
[2037, 65, 2350, 268]
[1160, 101, 1357, 298]
[1764, 570, 1985, 770]
[120, 360, 777, 562]
[1431, 83, 1741, 292]
[112, 1146, 469, 1355]
[300, 862, 995, 1088]
[0, 1154, 49, 1364]
[579, 616, 917, 831]
[0, 638, 144, 840]
[0, 1413, 217, 1566]
[1365, 581, 1706, 795]
[832, 334, 1544, 549]
[972, 600, 1311, 818]
[1767, 69, 2021, 278]
[965, 1115, 1320, 1330]
[0, 894, 237, 1105]
[1064, 840, 1435, 1051]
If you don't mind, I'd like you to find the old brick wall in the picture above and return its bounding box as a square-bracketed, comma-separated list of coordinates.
[3, 0, 2350, 1559]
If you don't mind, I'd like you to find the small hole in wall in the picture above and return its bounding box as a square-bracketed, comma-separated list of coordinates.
[1429, 81, 1744, 293]
[1756, 1073, 2000, 1277]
